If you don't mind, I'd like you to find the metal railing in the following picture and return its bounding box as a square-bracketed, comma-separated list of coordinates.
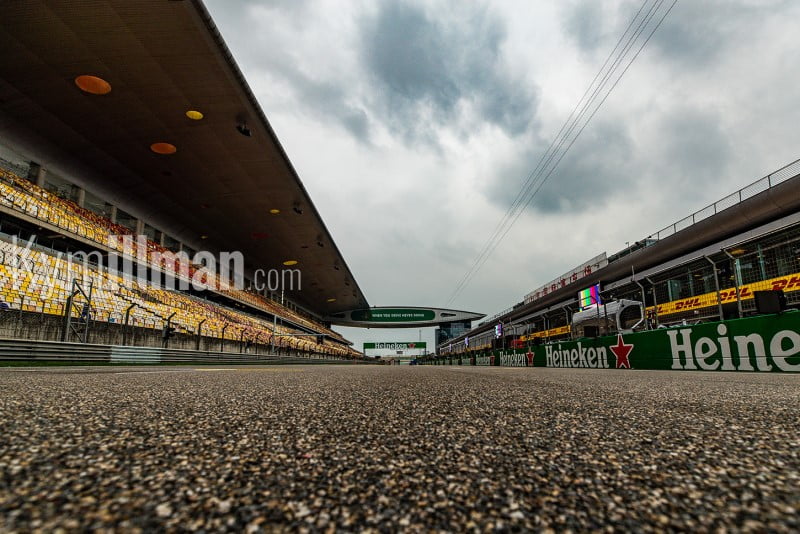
[628, 158, 800, 251]
[0, 337, 367, 364]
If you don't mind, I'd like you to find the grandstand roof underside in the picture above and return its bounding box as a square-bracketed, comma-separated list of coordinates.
[0, 0, 368, 314]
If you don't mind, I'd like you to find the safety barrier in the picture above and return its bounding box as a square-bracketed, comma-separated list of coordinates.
[0, 337, 366, 364]
[423, 311, 800, 373]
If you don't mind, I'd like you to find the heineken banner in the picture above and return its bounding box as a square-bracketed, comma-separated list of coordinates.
[431, 311, 800, 372]
[364, 342, 427, 350]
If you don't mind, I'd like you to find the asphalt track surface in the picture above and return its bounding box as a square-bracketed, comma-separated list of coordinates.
[1, 365, 799, 532]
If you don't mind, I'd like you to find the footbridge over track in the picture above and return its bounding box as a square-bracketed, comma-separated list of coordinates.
[325, 307, 484, 328]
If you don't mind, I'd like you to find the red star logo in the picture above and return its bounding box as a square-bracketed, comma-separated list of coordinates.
[526, 350, 534, 366]
[610, 334, 634, 369]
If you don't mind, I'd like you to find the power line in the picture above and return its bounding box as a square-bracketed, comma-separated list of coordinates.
[445, 0, 658, 305]
[445, 0, 677, 306]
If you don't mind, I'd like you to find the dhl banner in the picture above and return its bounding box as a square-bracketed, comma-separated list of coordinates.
[521, 325, 571, 341]
[653, 272, 800, 316]
[512, 272, 800, 345]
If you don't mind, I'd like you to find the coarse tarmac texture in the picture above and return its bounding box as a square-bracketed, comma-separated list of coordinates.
[1, 365, 799, 532]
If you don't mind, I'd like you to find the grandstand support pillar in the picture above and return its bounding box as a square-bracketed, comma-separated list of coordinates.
[61, 279, 94, 344]
[633, 280, 647, 330]
[703, 256, 724, 320]
[162, 312, 176, 348]
[645, 277, 660, 327]
[562, 305, 572, 338]
[196, 319, 206, 351]
[543, 314, 550, 344]
[123, 304, 137, 346]
[220, 324, 228, 353]
[34, 165, 46, 187]
[723, 250, 744, 318]
[239, 330, 245, 353]
[271, 314, 277, 354]
[76, 188, 86, 208]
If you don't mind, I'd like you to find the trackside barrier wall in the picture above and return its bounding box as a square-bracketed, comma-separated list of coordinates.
[0, 338, 370, 364]
[423, 311, 800, 373]
[0, 310, 351, 359]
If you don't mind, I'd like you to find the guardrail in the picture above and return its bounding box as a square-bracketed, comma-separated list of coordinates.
[648, 158, 800, 242]
[0, 338, 367, 364]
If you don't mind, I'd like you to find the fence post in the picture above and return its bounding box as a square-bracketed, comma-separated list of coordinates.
[220, 324, 228, 353]
[722, 250, 743, 318]
[196, 319, 206, 351]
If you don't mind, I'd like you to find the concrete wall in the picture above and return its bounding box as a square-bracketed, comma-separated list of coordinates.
[0, 310, 315, 358]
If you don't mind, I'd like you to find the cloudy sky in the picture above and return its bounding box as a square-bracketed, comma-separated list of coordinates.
[204, 0, 800, 352]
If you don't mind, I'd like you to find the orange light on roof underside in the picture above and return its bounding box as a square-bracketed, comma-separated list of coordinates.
[269, 209, 280, 214]
[150, 142, 177, 155]
[185, 110, 204, 120]
[283, 260, 298, 266]
[327, 298, 337, 303]
[75, 75, 112, 95]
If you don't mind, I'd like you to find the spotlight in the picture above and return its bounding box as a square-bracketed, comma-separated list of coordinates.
[236, 123, 251, 137]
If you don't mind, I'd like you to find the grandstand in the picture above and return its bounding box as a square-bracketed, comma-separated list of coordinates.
[0, 152, 357, 357]
[0, 1, 365, 360]
[436, 159, 800, 359]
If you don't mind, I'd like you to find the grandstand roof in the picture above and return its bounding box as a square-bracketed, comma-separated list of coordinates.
[0, 0, 368, 314]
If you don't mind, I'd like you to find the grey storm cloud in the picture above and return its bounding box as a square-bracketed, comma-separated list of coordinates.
[360, 1, 538, 143]
[564, 0, 607, 53]
[205, 0, 371, 141]
[564, 0, 796, 68]
[485, 105, 731, 217]
[272, 66, 372, 142]
[646, 0, 799, 68]
[656, 106, 732, 195]
[485, 120, 634, 214]
[207, 0, 538, 145]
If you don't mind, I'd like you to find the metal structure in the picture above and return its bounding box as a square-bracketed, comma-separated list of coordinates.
[61, 278, 93, 344]
[440, 163, 800, 354]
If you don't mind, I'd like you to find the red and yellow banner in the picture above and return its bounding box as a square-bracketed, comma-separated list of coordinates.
[521, 325, 571, 341]
[653, 272, 800, 316]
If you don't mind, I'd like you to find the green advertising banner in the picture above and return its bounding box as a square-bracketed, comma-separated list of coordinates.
[364, 342, 427, 350]
[351, 309, 436, 322]
[431, 311, 800, 373]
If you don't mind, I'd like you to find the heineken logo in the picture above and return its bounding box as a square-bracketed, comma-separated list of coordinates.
[610, 334, 634, 369]
[545, 342, 610, 369]
[667, 324, 800, 372]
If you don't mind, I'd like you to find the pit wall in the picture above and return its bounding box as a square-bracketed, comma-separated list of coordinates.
[424, 311, 800, 373]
